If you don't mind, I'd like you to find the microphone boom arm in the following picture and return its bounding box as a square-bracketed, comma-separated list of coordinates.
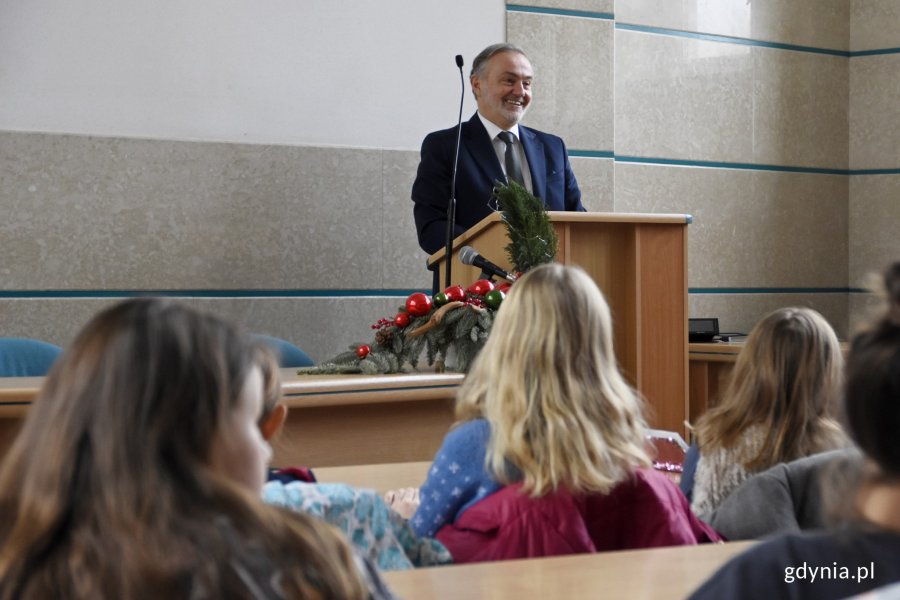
[444, 54, 466, 289]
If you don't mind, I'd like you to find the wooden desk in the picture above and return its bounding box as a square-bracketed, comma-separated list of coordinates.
[687, 342, 742, 430]
[314, 461, 431, 496]
[430, 212, 691, 437]
[383, 540, 755, 599]
[0, 370, 463, 468]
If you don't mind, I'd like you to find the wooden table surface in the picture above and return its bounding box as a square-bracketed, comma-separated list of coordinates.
[0, 370, 463, 467]
[314, 461, 431, 496]
[383, 540, 755, 599]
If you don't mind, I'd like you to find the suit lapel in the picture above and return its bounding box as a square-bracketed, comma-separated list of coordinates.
[464, 114, 505, 187]
[520, 127, 546, 203]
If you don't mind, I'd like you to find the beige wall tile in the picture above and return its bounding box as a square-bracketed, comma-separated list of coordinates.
[689, 292, 850, 340]
[509, 12, 614, 151]
[850, 0, 900, 52]
[382, 149, 434, 290]
[753, 47, 848, 169]
[849, 289, 888, 337]
[511, 0, 613, 12]
[617, 0, 848, 51]
[615, 0, 687, 30]
[0, 296, 409, 364]
[849, 54, 900, 170]
[571, 156, 614, 211]
[849, 174, 900, 286]
[0, 132, 387, 290]
[615, 163, 848, 288]
[615, 29, 754, 162]
[748, 0, 848, 51]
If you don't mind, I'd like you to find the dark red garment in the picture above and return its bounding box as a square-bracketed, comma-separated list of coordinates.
[435, 468, 722, 564]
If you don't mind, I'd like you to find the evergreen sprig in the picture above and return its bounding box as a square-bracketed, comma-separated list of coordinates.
[492, 181, 558, 273]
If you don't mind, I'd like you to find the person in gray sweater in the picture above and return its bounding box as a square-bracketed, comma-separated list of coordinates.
[709, 448, 861, 540]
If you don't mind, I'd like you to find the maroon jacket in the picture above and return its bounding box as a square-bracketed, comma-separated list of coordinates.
[435, 468, 722, 564]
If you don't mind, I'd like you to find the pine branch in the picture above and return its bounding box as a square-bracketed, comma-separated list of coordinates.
[492, 181, 558, 273]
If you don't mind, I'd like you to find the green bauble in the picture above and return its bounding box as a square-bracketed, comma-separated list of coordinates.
[484, 289, 505, 310]
[433, 291, 449, 307]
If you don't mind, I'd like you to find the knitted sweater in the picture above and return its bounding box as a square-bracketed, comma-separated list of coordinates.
[690, 425, 766, 522]
[410, 418, 505, 538]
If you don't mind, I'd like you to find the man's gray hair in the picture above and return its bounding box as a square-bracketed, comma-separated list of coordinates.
[470, 43, 529, 79]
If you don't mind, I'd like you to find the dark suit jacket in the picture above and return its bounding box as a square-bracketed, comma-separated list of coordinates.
[412, 113, 584, 255]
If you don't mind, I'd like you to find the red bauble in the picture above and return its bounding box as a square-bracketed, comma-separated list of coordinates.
[496, 282, 512, 294]
[394, 312, 410, 327]
[356, 344, 371, 359]
[443, 285, 466, 302]
[467, 279, 495, 296]
[405, 292, 433, 317]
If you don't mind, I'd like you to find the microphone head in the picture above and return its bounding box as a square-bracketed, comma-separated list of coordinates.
[459, 245, 477, 266]
[455, 54, 464, 68]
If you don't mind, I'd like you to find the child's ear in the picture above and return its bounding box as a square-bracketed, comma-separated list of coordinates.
[260, 403, 288, 441]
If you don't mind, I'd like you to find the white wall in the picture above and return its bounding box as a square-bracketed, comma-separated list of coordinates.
[0, 0, 503, 150]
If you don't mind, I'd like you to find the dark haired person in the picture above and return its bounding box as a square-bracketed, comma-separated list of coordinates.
[0, 299, 393, 599]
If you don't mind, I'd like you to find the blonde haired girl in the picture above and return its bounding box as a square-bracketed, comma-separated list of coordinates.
[390, 263, 651, 538]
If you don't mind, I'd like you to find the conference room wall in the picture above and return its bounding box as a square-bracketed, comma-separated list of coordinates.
[3, 1, 898, 355]
[507, 1, 899, 339]
[848, 1, 900, 333]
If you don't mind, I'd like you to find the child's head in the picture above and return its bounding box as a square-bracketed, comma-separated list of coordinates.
[457, 263, 650, 496]
[845, 262, 900, 477]
[697, 306, 846, 467]
[8, 298, 279, 498]
[0, 298, 370, 598]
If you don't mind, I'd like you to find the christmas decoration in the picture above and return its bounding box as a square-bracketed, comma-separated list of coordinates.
[484, 289, 505, 310]
[297, 182, 558, 376]
[405, 292, 433, 317]
[433, 292, 449, 307]
[467, 279, 494, 296]
[493, 180, 558, 274]
[444, 285, 466, 302]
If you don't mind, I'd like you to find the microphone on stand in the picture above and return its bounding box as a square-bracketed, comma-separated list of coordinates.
[459, 246, 517, 283]
[444, 54, 466, 290]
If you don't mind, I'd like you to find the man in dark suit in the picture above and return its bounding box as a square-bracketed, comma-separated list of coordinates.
[412, 43, 585, 258]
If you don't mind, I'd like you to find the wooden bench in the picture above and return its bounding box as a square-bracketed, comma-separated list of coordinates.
[383, 539, 755, 598]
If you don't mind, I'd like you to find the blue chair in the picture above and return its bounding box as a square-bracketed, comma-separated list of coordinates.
[0, 337, 63, 377]
[253, 334, 314, 368]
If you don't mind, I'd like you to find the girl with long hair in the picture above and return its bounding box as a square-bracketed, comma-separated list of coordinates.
[0, 298, 390, 599]
[689, 262, 900, 599]
[689, 306, 848, 520]
[387, 263, 716, 560]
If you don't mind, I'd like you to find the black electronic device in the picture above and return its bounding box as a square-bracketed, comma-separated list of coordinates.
[689, 317, 720, 342]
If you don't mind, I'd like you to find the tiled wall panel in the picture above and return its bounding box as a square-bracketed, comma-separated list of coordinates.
[850, 0, 900, 51]
[0, 132, 428, 290]
[508, 11, 614, 152]
[617, 0, 849, 51]
[0, 296, 407, 364]
[690, 293, 849, 339]
[616, 163, 848, 287]
[849, 54, 900, 170]
[514, 0, 613, 13]
[849, 175, 900, 286]
[615, 30, 754, 163]
[616, 30, 847, 169]
[753, 48, 848, 169]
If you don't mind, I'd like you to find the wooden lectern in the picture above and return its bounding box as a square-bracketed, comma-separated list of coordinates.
[428, 211, 691, 436]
